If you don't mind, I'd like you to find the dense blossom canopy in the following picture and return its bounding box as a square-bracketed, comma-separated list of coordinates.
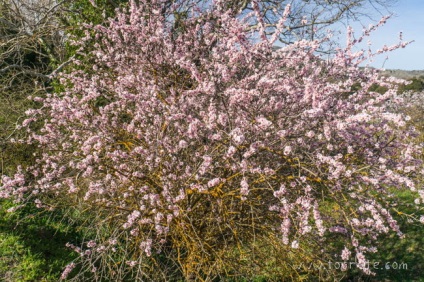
[1, 0, 423, 279]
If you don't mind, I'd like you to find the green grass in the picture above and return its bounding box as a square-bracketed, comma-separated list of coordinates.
[0, 200, 81, 281]
[365, 189, 424, 282]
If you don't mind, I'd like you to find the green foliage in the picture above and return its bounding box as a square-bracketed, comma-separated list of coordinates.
[61, 0, 129, 58]
[398, 77, 424, 94]
[56, 0, 130, 91]
[368, 83, 389, 94]
[63, 0, 128, 26]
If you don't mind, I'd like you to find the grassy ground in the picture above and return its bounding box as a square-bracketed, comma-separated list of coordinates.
[341, 189, 424, 282]
[0, 201, 81, 281]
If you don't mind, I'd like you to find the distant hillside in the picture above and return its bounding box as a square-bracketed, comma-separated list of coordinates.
[359, 69, 424, 94]
[380, 69, 424, 80]
[383, 69, 424, 93]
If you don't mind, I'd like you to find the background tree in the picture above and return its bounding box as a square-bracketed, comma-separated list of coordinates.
[0, 0, 62, 175]
[223, 0, 396, 44]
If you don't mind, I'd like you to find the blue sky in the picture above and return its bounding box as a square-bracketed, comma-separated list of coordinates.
[351, 0, 424, 70]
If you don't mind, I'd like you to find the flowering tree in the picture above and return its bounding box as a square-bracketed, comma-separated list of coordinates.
[1, 0, 423, 280]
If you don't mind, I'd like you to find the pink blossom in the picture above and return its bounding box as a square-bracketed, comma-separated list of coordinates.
[341, 247, 351, 261]
[60, 263, 76, 280]
[283, 146, 292, 155]
[240, 178, 249, 196]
